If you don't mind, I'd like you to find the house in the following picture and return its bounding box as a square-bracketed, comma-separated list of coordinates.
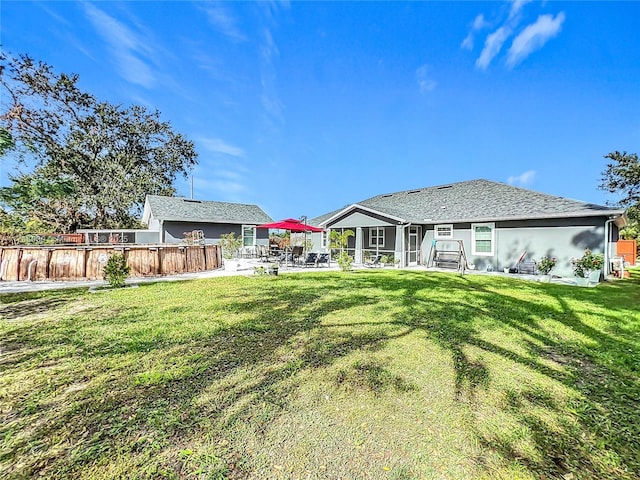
[141, 195, 273, 246]
[309, 179, 627, 277]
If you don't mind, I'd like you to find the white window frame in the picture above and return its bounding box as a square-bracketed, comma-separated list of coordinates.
[321, 230, 328, 248]
[434, 224, 454, 240]
[242, 225, 256, 247]
[471, 223, 495, 256]
[369, 227, 385, 247]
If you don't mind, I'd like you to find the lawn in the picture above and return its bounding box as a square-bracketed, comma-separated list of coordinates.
[1, 270, 639, 479]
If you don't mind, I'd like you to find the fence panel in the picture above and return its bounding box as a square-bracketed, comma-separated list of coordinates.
[127, 248, 161, 277]
[0, 244, 221, 282]
[160, 247, 186, 275]
[186, 246, 206, 272]
[50, 248, 86, 280]
[19, 248, 50, 281]
[0, 249, 20, 281]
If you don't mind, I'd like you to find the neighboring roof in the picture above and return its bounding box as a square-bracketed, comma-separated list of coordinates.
[142, 195, 273, 225]
[313, 179, 624, 226]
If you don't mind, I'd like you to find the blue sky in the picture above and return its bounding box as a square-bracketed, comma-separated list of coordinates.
[2, 1, 639, 222]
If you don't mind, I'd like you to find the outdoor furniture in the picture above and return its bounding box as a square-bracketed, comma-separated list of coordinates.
[316, 253, 330, 267]
[303, 252, 318, 267]
[364, 255, 382, 268]
[291, 246, 304, 265]
[257, 244, 270, 262]
[434, 251, 462, 269]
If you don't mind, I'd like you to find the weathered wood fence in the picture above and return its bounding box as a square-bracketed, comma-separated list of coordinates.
[0, 245, 222, 282]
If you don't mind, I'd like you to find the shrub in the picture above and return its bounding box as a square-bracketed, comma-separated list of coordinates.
[219, 232, 242, 259]
[336, 252, 353, 272]
[103, 253, 130, 288]
[571, 249, 604, 278]
[535, 256, 557, 275]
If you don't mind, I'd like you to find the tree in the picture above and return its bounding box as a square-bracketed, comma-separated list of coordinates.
[0, 53, 197, 232]
[600, 151, 640, 242]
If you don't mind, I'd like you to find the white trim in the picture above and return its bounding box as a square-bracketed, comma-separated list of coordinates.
[369, 227, 385, 247]
[471, 222, 495, 256]
[242, 225, 257, 247]
[434, 224, 453, 239]
[320, 203, 406, 227]
[321, 230, 328, 248]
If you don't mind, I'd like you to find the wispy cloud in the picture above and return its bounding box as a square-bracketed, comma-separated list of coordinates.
[461, 14, 490, 50]
[201, 1, 246, 42]
[465, 1, 564, 70]
[476, 26, 511, 70]
[199, 137, 245, 157]
[416, 65, 437, 93]
[507, 170, 536, 186]
[509, 0, 531, 21]
[507, 13, 566, 68]
[82, 3, 156, 87]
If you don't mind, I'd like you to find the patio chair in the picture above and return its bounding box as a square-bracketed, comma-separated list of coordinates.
[257, 244, 269, 262]
[364, 255, 382, 268]
[316, 253, 330, 267]
[303, 252, 318, 267]
[291, 246, 304, 265]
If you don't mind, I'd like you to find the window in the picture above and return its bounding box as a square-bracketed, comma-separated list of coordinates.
[369, 227, 385, 247]
[471, 223, 495, 256]
[242, 225, 256, 247]
[321, 230, 328, 248]
[434, 224, 453, 239]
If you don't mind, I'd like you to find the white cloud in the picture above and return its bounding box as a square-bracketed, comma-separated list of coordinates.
[201, 2, 246, 42]
[507, 13, 566, 68]
[461, 33, 474, 51]
[82, 3, 156, 87]
[473, 13, 489, 30]
[416, 65, 437, 93]
[199, 138, 245, 157]
[461, 14, 490, 51]
[476, 26, 511, 70]
[507, 170, 536, 186]
[509, 0, 532, 21]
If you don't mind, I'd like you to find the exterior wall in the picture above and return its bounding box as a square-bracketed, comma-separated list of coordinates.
[330, 210, 399, 228]
[421, 216, 611, 277]
[163, 222, 268, 245]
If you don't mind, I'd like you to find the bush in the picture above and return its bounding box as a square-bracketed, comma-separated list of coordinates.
[571, 249, 604, 278]
[535, 256, 557, 275]
[219, 232, 243, 259]
[336, 252, 353, 272]
[103, 253, 130, 288]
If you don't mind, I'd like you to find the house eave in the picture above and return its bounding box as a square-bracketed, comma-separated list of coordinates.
[420, 209, 626, 225]
[320, 203, 407, 227]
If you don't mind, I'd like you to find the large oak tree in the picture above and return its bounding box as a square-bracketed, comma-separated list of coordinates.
[0, 53, 197, 232]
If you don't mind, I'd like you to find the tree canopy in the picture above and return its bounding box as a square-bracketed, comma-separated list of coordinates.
[600, 150, 640, 240]
[0, 53, 198, 232]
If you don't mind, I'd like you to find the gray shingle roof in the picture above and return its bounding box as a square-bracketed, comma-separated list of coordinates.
[314, 179, 623, 226]
[145, 195, 273, 224]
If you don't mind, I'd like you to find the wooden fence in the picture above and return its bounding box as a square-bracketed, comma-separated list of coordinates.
[0, 244, 222, 282]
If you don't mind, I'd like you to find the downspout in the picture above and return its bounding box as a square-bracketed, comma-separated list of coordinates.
[604, 217, 616, 277]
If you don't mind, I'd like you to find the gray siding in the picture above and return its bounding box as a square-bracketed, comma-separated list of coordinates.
[421, 216, 611, 277]
[163, 222, 268, 245]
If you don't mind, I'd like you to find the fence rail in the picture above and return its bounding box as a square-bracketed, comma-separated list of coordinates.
[0, 244, 222, 282]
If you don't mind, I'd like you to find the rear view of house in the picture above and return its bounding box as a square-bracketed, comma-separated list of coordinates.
[309, 179, 626, 277]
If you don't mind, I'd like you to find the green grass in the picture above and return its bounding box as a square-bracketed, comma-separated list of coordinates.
[1, 270, 639, 479]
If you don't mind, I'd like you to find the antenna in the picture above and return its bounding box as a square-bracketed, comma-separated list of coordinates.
[190, 175, 194, 200]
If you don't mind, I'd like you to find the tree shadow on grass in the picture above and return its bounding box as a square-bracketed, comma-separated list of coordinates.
[369, 270, 640, 479]
[2, 270, 639, 479]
